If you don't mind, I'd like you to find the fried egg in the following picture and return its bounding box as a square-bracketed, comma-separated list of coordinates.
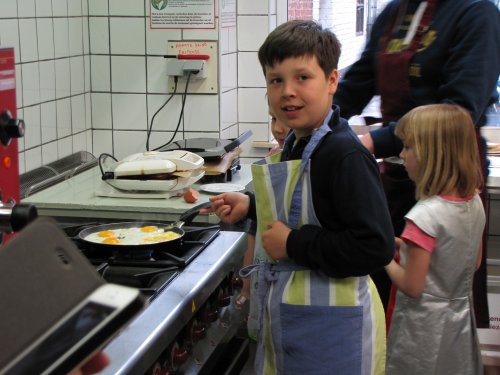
[84, 226, 180, 245]
[98, 230, 116, 238]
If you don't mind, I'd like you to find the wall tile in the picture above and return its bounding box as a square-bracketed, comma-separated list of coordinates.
[57, 137, 73, 159]
[91, 93, 112, 129]
[238, 0, 270, 14]
[18, 0, 36, 18]
[90, 55, 110, 91]
[109, 0, 144, 16]
[41, 101, 57, 143]
[17, 109, 25, 151]
[111, 93, 147, 130]
[146, 94, 183, 132]
[68, 17, 84, 56]
[238, 87, 268, 122]
[0, 2, 18, 17]
[37, 3, 56, 19]
[55, 58, 71, 98]
[88, 0, 109, 16]
[89, 17, 110, 54]
[68, 0, 83, 17]
[111, 56, 146, 93]
[84, 93, 91, 129]
[146, 27, 181, 55]
[23, 105, 41, 149]
[0, 19, 21, 62]
[18, 152, 25, 174]
[56, 98, 72, 138]
[92, 130, 113, 157]
[21, 63, 40, 106]
[113, 130, 147, 159]
[53, 18, 69, 58]
[110, 17, 145, 55]
[146, 130, 185, 151]
[238, 52, 265, 87]
[70, 56, 85, 95]
[25, 147, 42, 171]
[82, 16, 89, 54]
[19, 19, 38, 63]
[183, 95, 219, 132]
[39, 60, 56, 102]
[146, 56, 168, 94]
[183, 25, 218, 41]
[52, 0, 68, 17]
[84, 55, 90, 91]
[220, 53, 237, 92]
[37, 18, 55, 60]
[72, 131, 87, 153]
[220, 89, 237, 130]
[71, 95, 86, 133]
[237, 16, 269, 51]
[240, 122, 268, 142]
[15, 65, 22, 108]
[42, 141, 58, 164]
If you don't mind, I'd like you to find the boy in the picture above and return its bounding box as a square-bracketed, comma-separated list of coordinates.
[207, 20, 394, 374]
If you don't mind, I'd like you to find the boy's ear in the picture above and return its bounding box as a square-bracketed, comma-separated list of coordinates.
[328, 69, 339, 95]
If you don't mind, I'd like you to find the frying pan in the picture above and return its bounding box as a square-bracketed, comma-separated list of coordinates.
[77, 201, 213, 252]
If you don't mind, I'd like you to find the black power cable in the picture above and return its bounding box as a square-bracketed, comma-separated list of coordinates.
[153, 71, 193, 151]
[146, 76, 178, 151]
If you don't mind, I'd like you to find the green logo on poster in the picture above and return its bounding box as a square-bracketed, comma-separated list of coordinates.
[152, 0, 168, 10]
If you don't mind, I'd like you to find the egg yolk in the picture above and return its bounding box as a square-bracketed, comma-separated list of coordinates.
[141, 226, 159, 233]
[102, 237, 120, 244]
[98, 230, 116, 238]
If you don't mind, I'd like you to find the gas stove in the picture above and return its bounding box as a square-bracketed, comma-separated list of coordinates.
[61, 222, 221, 302]
[57, 220, 249, 374]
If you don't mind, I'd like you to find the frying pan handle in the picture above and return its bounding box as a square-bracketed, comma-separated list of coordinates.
[180, 201, 213, 224]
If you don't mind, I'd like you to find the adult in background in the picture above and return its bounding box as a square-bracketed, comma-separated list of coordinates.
[334, 0, 500, 328]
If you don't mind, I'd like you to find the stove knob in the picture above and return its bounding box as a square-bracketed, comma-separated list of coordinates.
[232, 275, 244, 289]
[0, 110, 25, 146]
[218, 288, 231, 307]
[172, 345, 188, 368]
[200, 304, 218, 324]
[192, 320, 207, 341]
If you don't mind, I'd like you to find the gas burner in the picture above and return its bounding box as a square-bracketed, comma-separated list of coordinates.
[59, 221, 221, 301]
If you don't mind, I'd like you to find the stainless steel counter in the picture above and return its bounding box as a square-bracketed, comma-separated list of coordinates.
[22, 165, 253, 223]
[101, 230, 247, 375]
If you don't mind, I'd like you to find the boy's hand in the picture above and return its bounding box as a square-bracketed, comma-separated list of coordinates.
[262, 220, 291, 261]
[201, 192, 249, 224]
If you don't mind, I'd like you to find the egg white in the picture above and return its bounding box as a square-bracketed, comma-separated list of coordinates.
[84, 226, 180, 245]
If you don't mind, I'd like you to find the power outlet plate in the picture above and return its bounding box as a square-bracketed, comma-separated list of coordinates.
[166, 41, 218, 94]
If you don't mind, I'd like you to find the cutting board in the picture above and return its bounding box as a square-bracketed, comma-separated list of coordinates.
[203, 149, 241, 176]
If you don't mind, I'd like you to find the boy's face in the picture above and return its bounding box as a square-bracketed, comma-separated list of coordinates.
[265, 55, 338, 138]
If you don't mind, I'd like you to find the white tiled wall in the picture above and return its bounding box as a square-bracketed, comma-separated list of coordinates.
[0, 0, 379, 173]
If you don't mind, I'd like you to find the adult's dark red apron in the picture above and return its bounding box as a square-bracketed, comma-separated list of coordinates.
[375, 0, 489, 329]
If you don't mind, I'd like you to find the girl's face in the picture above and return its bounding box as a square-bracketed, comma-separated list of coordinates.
[400, 142, 419, 182]
[265, 55, 338, 139]
[270, 113, 289, 148]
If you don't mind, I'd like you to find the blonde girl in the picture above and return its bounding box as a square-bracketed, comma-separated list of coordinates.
[385, 103, 485, 374]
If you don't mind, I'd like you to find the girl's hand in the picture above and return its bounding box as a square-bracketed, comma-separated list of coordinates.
[69, 352, 110, 375]
[262, 220, 291, 261]
[201, 192, 250, 224]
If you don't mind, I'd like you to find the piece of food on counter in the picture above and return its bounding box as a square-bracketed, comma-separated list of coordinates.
[184, 188, 200, 203]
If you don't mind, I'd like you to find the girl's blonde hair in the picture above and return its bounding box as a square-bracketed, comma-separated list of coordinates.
[395, 104, 483, 200]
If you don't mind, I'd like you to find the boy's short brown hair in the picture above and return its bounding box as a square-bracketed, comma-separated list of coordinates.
[258, 20, 341, 77]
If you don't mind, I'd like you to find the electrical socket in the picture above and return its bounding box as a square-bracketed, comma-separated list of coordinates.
[166, 41, 218, 94]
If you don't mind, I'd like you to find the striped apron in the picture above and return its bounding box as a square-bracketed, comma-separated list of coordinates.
[242, 121, 386, 374]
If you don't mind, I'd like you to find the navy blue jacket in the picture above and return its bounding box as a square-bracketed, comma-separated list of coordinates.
[334, 0, 500, 158]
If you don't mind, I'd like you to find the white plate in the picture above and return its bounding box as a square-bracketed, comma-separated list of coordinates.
[200, 183, 245, 193]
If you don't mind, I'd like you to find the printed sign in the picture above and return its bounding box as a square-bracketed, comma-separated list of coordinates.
[150, 0, 215, 29]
